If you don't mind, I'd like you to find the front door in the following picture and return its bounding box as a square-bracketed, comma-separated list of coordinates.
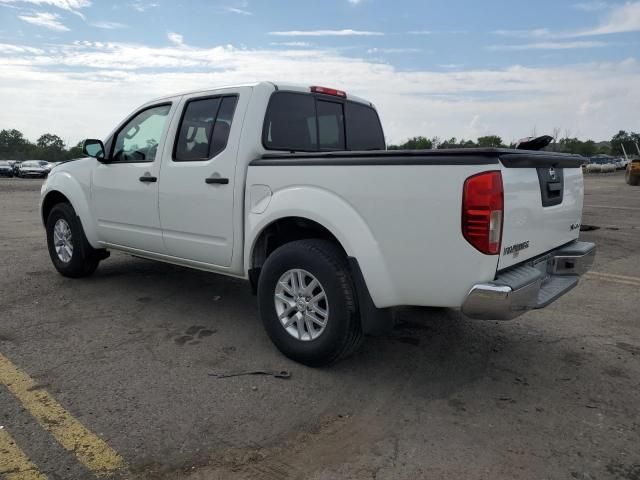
[158, 90, 244, 267]
[91, 102, 174, 253]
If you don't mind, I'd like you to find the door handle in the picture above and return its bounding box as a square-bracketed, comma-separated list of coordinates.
[139, 175, 157, 183]
[205, 177, 229, 185]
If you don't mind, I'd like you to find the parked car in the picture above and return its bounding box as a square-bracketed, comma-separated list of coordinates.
[17, 160, 50, 178]
[0, 161, 14, 177]
[40, 82, 596, 366]
[8, 160, 22, 176]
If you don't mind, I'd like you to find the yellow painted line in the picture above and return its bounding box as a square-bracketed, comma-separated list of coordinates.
[585, 272, 640, 287]
[584, 205, 640, 211]
[589, 271, 640, 282]
[0, 426, 48, 480]
[0, 353, 125, 477]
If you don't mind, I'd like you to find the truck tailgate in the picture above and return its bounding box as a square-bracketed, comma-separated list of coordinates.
[498, 155, 584, 270]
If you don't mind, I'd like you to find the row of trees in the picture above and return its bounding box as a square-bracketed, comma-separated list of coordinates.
[0, 129, 82, 161]
[2, 127, 639, 160]
[389, 131, 640, 157]
[389, 135, 506, 150]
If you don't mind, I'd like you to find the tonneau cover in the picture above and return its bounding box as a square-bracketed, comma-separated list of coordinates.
[254, 148, 584, 168]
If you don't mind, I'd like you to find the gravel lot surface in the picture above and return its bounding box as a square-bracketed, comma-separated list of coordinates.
[0, 172, 639, 480]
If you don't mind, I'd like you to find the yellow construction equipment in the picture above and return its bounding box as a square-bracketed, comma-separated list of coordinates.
[626, 159, 640, 185]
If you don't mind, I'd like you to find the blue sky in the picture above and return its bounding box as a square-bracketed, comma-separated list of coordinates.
[1, 0, 639, 144]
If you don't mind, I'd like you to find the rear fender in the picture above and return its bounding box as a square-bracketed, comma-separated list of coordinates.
[245, 186, 397, 308]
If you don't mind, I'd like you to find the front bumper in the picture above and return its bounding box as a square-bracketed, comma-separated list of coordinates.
[462, 240, 596, 320]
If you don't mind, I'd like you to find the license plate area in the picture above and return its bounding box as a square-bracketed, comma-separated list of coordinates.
[531, 254, 552, 281]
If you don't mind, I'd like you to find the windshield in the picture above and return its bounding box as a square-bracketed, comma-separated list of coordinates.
[22, 161, 42, 167]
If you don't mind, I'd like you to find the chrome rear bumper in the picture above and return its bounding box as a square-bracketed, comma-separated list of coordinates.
[462, 240, 596, 320]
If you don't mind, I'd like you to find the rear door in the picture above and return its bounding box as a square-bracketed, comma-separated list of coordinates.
[498, 155, 584, 270]
[158, 88, 248, 267]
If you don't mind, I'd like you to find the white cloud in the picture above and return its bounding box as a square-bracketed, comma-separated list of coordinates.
[493, 28, 553, 38]
[91, 21, 127, 29]
[18, 11, 68, 31]
[0, 42, 44, 54]
[0, 0, 89, 10]
[572, 1, 640, 35]
[0, 40, 638, 146]
[269, 29, 384, 36]
[495, 1, 640, 38]
[348, 0, 363, 4]
[131, 1, 158, 12]
[367, 47, 421, 54]
[270, 41, 312, 47]
[0, 0, 89, 19]
[407, 30, 432, 35]
[573, 1, 610, 11]
[224, 6, 251, 15]
[167, 32, 184, 46]
[488, 40, 609, 51]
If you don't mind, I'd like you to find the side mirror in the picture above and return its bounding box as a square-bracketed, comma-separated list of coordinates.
[82, 139, 107, 161]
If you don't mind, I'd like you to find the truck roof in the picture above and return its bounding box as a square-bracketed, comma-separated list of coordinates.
[146, 81, 374, 107]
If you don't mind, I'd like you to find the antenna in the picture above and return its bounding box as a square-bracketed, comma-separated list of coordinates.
[621, 143, 628, 161]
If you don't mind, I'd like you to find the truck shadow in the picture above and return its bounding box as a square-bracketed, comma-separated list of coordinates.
[90, 254, 512, 395]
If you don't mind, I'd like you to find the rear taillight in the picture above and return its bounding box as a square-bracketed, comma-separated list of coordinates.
[462, 171, 503, 255]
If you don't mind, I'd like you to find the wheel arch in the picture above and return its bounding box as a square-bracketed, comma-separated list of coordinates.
[40, 174, 98, 246]
[248, 216, 345, 286]
[41, 190, 71, 226]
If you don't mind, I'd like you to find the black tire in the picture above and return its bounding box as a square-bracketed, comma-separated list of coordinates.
[46, 203, 100, 278]
[626, 168, 639, 186]
[258, 239, 363, 367]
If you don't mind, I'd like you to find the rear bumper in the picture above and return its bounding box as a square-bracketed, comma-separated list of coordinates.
[462, 240, 596, 320]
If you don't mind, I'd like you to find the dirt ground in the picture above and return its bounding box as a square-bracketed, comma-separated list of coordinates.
[0, 171, 639, 480]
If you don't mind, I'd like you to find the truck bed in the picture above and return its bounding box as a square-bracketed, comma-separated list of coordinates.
[247, 148, 585, 308]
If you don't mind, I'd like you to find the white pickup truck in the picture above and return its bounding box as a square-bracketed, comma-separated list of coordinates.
[40, 81, 595, 366]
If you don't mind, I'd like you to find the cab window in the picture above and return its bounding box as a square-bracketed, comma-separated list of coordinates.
[174, 96, 238, 162]
[263, 92, 384, 152]
[111, 104, 171, 163]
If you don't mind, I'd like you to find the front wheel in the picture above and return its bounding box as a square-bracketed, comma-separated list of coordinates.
[46, 203, 101, 278]
[257, 239, 363, 367]
[626, 168, 639, 185]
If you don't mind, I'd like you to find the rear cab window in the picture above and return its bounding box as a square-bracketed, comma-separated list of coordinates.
[263, 91, 384, 152]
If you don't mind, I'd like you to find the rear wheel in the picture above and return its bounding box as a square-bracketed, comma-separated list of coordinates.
[46, 203, 101, 278]
[257, 239, 363, 367]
